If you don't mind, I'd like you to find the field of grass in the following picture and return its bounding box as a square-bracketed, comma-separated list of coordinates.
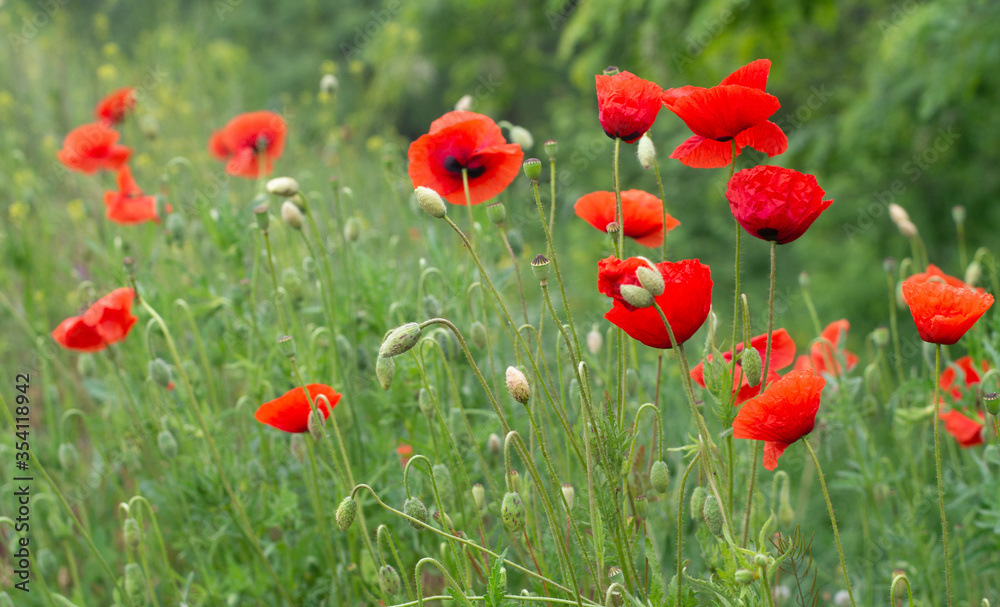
[2, 2, 1000, 607]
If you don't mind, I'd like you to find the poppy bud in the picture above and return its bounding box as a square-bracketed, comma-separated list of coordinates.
[984, 392, 999, 416]
[507, 229, 524, 256]
[486, 201, 506, 225]
[470, 321, 488, 349]
[689, 487, 708, 521]
[544, 139, 558, 160]
[378, 564, 401, 597]
[952, 205, 966, 225]
[891, 570, 908, 600]
[896, 218, 918, 239]
[583, 325, 602, 356]
[965, 261, 982, 287]
[701, 494, 723, 536]
[376, 355, 395, 391]
[637, 133, 656, 170]
[509, 125, 534, 151]
[344, 217, 362, 242]
[606, 221, 620, 235]
[432, 463, 454, 504]
[509, 469, 521, 493]
[320, 73, 339, 95]
[633, 495, 648, 520]
[58, 442, 79, 471]
[166, 213, 186, 244]
[454, 94, 473, 111]
[415, 186, 447, 219]
[741, 347, 762, 387]
[869, 327, 888, 349]
[254, 204, 270, 231]
[798, 271, 810, 288]
[522, 158, 542, 181]
[620, 284, 654, 309]
[308, 409, 326, 441]
[148, 358, 172, 388]
[422, 294, 442, 318]
[531, 254, 550, 282]
[336, 495, 357, 531]
[266, 177, 300, 198]
[888, 203, 910, 225]
[635, 265, 664, 296]
[281, 200, 304, 230]
[403, 497, 429, 529]
[124, 562, 145, 602]
[883, 257, 897, 275]
[418, 387, 435, 419]
[833, 590, 851, 606]
[561, 483, 575, 511]
[472, 483, 485, 509]
[735, 569, 756, 585]
[488, 432, 502, 456]
[501, 492, 525, 532]
[603, 65, 620, 76]
[124, 517, 141, 550]
[506, 366, 531, 404]
[650, 460, 670, 494]
[432, 509, 453, 531]
[379, 323, 422, 358]
[157, 429, 178, 459]
[277, 335, 296, 358]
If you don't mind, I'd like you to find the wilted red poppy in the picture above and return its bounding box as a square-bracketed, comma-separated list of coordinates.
[396, 443, 413, 466]
[208, 111, 287, 179]
[901, 275, 993, 345]
[407, 111, 524, 205]
[691, 328, 796, 404]
[51, 287, 137, 352]
[574, 190, 680, 248]
[940, 409, 984, 448]
[726, 165, 832, 244]
[56, 123, 132, 174]
[95, 87, 137, 126]
[793, 320, 859, 377]
[733, 369, 825, 470]
[595, 70, 663, 143]
[254, 384, 340, 433]
[940, 356, 988, 401]
[661, 59, 787, 168]
[103, 166, 171, 225]
[598, 256, 712, 349]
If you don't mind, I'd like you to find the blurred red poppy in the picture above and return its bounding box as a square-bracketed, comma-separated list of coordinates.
[254, 384, 340, 434]
[793, 320, 859, 376]
[95, 87, 137, 126]
[691, 328, 796, 404]
[733, 369, 825, 470]
[940, 355, 988, 401]
[726, 165, 832, 244]
[56, 123, 132, 174]
[574, 190, 680, 248]
[396, 443, 413, 466]
[208, 111, 287, 178]
[902, 275, 993, 345]
[598, 256, 712, 349]
[407, 111, 524, 205]
[51, 287, 137, 352]
[661, 59, 787, 168]
[595, 70, 663, 143]
[103, 166, 171, 225]
[940, 409, 984, 448]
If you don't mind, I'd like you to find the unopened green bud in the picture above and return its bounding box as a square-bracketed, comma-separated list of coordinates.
[415, 186, 447, 218]
[380, 323, 422, 358]
[634, 495, 648, 520]
[952, 205, 966, 225]
[510, 126, 534, 151]
[422, 294, 442, 318]
[984, 392, 999, 416]
[344, 216, 362, 242]
[755, 553, 770, 568]
[379, 564, 401, 597]
[157, 429, 178, 459]
[403, 497, 429, 529]
[735, 569, 756, 585]
[308, 409, 326, 441]
[486, 201, 506, 225]
[637, 133, 656, 170]
[650, 460, 670, 494]
[277, 334, 296, 358]
[432, 509, 453, 530]
[544, 139, 558, 159]
[149, 358, 172, 387]
[741, 347, 762, 388]
[470, 321, 488, 349]
[282, 266, 302, 299]
[472, 483, 485, 509]
[336, 495, 357, 531]
[690, 487, 708, 521]
[124, 562, 145, 602]
[702, 494, 723, 536]
[124, 517, 141, 550]
[636, 265, 664, 296]
[376, 354, 395, 391]
[798, 271, 810, 288]
[506, 366, 531, 404]
[872, 327, 889, 349]
[267, 177, 300, 198]
[620, 284, 654, 308]
[509, 469, 521, 493]
[778, 503, 795, 527]
[501, 491, 525, 532]
[561, 483, 575, 511]
[523, 158, 542, 181]
[531, 254, 550, 282]
[281, 200, 304, 230]
[432, 463, 454, 504]
[58, 442, 79, 471]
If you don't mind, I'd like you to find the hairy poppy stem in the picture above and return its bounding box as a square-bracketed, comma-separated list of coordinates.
[740, 445, 759, 548]
[932, 344, 954, 606]
[260, 228, 290, 336]
[676, 455, 699, 607]
[613, 137, 623, 254]
[759, 241, 777, 391]
[802, 438, 857, 607]
[651, 155, 668, 262]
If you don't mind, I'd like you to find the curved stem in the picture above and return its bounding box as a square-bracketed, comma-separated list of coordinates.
[803, 438, 857, 607]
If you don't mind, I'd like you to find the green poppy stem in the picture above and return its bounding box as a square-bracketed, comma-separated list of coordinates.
[932, 343, 954, 606]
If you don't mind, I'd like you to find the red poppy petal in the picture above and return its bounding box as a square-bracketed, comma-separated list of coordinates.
[742, 328, 796, 371]
[661, 86, 706, 109]
[255, 384, 340, 433]
[669, 135, 741, 169]
[574, 192, 618, 232]
[902, 280, 994, 345]
[733, 370, 824, 446]
[719, 59, 772, 91]
[735, 121, 788, 157]
[453, 144, 524, 205]
[762, 441, 791, 471]
[208, 130, 230, 159]
[52, 316, 106, 352]
[940, 409, 984, 448]
[690, 361, 707, 388]
[669, 85, 780, 142]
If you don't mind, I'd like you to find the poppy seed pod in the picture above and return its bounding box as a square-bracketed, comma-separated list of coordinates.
[149, 358, 172, 388]
[277, 335, 296, 358]
[509, 469, 521, 493]
[403, 497, 429, 529]
[415, 186, 447, 219]
[522, 158, 542, 181]
[124, 517, 141, 550]
[376, 354, 395, 391]
[619, 284, 655, 309]
[124, 562, 145, 601]
[157, 429, 178, 459]
[379, 323, 422, 358]
[701, 494, 723, 536]
[689, 487, 708, 520]
[378, 564, 401, 597]
[281, 200, 304, 230]
[509, 125, 534, 151]
[544, 139, 558, 159]
[633, 495, 648, 520]
[635, 265, 665, 296]
[650, 460, 670, 494]
[637, 133, 656, 170]
[741, 347, 762, 387]
[253, 204, 270, 231]
[506, 366, 531, 404]
[501, 491, 525, 532]
[531, 254, 550, 282]
[984, 392, 999, 416]
[266, 177, 300, 198]
[561, 483, 575, 511]
[472, 483, 485, 509]
[486, 201, 506, 225]
[336, 495, 357, 531]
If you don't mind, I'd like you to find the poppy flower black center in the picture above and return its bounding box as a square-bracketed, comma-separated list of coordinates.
[444, 155, 486, 178]
[757, 227, 779, 241]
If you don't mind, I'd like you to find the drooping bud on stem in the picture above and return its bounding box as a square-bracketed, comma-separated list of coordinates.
[379, 323, 422, 358]
[505, 366, 531, 404]
[650, 460, 670, 494]
[336, 495, 357, 531]
[472, 483, 485, 509]
[501, 492, 525, 532]
[689, 487, 708, 521]
[415, 186, 447, 219]
[701, 494, 723, 536]
[619, 284, 654, 309]
[124, 517, 141, 550]
[266, 177, 300, 198]
[635, 265, 664, 296]
[281, 200, 304, 230]
[376, 354, 395, 391]
[741, 347, 763, 388]
[148, 358, 172, 388]
[157, 429, 178, 459]
[124, 562, 145, 602]
[308, 409, 325, 441]
[403, 497, 429, 529]
[378, 564, 402, 597]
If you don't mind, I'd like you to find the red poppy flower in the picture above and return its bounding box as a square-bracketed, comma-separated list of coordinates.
[595, 70, 663, 143]
[574, 190, 680, 248]
[396, 443, 413, 466]
[598, 256, 712, 349]
[940, 409, 984, 448]
[661, 59, 787, 168]
[103, 166, 171, 225]
[254, 384, 340, 434]
[407, 111, 524, 205]
[56, 123, 132, 174]
[793, 320, 859, 377]
[940, 356, 988, 401]
[95, 87, 137, 126]
[901, 275, 993, 345]
[51, 288, 137, 352]
[691, 328, 796, 404]
[733, 369, 825, 471]
[726, 165, 833, 244]
[208, 111, 287, 179]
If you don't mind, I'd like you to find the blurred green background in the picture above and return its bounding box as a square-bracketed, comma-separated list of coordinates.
[3, 0, 999, 345]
